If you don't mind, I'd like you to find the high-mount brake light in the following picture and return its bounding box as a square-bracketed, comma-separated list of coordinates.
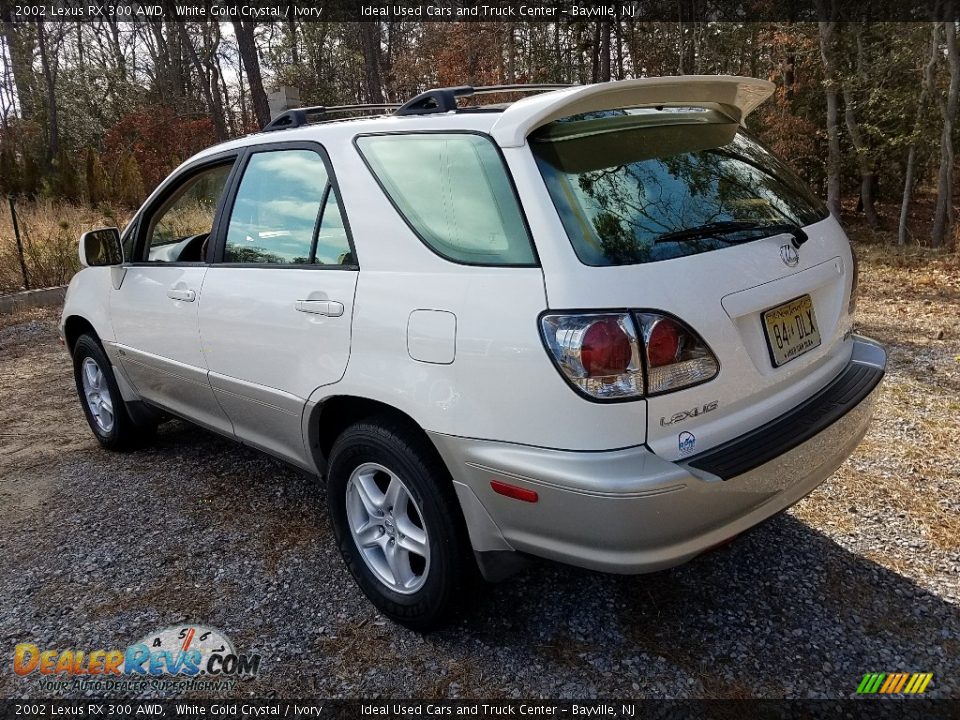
[540, 311, 720, 400]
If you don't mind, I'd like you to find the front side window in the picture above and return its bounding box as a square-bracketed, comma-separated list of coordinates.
[531, 109, 829, 266]
[143, 162, 233, 262]
[224, 149, 352, 265]
[357, 133, 535, 266]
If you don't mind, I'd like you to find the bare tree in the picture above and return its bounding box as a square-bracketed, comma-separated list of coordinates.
[817, 5, 842, 217]
[932, 12, 959, 246]
[36, 19, 59, 162]
[232, 20, 270, 129]
[177, 22, 227, 141]
[841, 23, 878, 226]
[0, 10, 35, 119]
[359, 22, 384, 104]
[898, 23, 940, 245]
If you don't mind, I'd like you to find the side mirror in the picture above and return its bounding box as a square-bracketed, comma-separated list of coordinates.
[79, 228, 123, 267]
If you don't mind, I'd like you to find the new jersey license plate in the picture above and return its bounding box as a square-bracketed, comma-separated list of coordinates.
[762, 294, 821, 367]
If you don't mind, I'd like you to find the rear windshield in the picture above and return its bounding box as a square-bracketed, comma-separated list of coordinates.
[531, 109, 828, 267]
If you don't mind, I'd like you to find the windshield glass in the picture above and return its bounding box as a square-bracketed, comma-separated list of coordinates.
[531, 110, 828, 266]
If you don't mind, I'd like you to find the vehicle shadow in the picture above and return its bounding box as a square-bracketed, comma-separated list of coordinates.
[456, 513, 960, 699]
[142, 420, 959, 699]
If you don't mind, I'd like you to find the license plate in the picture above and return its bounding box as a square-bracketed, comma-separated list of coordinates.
[762, 294, 821, 367]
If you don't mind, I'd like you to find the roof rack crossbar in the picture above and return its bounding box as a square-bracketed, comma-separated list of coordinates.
[263, 84, 577, 129]
[263, 103, 401, 132]
[394, 83, 574, 116]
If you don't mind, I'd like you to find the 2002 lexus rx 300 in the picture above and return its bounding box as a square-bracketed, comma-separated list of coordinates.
[62, 76, 886, 629]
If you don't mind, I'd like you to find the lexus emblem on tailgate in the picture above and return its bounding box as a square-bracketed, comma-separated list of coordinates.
[780, 243, 800, 267]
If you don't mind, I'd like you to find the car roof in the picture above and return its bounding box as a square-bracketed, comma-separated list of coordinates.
[188, 75, 774, 163]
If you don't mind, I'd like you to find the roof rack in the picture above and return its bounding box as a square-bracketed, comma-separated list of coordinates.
[395, 84, 574, 116]
[261, 84, 576, 131]
[263, 103, 401, 132]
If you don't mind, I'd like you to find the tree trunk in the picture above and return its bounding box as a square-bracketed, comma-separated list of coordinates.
[817, 12, 842, 217]
[932, 13, 959, 247]
[286, 1, 298, 66]
[615, 16, 624, 79]
[359, 21, 384, 104]
[599, 21, 611, 82]
[178, 23, 227, 141]
[0, 11, 35, 119]
[898, 22, 940, 245]
[505, 23, 515, 83]
[590, 22, 601, 83]
[232, 20, 270, 129]
[36, 20, 58, 163]
[843, 82, 879, 227]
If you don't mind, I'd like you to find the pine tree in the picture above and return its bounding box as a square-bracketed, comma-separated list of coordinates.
[21, 153, 40, 197]
[0, 146, 20, 196]
[54, 148, 80, 202]
[84, 147, 110, 207]
[117, 152, 145, 208]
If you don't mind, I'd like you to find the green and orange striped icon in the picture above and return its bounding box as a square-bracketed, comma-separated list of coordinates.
[857, 672, 933, 694]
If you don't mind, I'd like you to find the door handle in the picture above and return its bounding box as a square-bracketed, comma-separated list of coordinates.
[295, 299, 344, 317]
[167, 288, 196, 302]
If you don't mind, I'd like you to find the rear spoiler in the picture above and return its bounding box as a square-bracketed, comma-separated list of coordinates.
[490, 75, 775, 148]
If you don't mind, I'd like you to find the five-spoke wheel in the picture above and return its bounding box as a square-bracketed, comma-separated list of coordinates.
[346, 462, 430, 594]
[72, 333, 155, 450]
[327, 415, 475, 630]
[80, 356, 115, 433]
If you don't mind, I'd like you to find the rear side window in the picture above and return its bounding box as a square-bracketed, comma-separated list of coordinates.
[224, 149, 352, 265]
[356, 133, 535, 266]
[531, 110, 828, 267]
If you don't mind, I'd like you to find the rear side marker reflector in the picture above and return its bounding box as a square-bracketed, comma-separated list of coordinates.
[490, 480, 539, 503]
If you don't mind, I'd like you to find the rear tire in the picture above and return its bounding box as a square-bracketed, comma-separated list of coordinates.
[72, 334, 155, 451]
[326, 415, 475, 631]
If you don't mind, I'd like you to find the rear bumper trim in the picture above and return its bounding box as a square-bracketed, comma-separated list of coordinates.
[685, 337, 886, 480]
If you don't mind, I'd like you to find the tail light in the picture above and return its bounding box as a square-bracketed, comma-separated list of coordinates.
[635, 313, 719, 395]
[539, 313, 643, 400]
[540, 311, 718, 401]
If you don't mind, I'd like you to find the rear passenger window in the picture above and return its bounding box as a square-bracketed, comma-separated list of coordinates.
[357, 134, 535, 266]
[224, 149, 352, 265]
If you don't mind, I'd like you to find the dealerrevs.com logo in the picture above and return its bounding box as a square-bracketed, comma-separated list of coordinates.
[13, 625, 261, 694]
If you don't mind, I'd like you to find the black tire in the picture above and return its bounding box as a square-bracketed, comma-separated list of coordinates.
[72, 334, 155, 451]
[326, 415, 476, 631]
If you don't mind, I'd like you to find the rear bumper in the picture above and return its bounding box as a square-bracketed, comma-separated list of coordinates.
[430, 335, 886, 576]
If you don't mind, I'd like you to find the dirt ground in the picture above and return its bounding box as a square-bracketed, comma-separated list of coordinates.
[0, 247, 958, 700]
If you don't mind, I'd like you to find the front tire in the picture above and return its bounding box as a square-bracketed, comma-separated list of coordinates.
[326, 416, 475, 631]
[72, 334, 155, 450]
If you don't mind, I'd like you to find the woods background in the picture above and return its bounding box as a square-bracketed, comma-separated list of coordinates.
[0, 11, 958, 292]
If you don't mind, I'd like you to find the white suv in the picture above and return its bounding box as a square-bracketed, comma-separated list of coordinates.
[62, 77, 886, 629]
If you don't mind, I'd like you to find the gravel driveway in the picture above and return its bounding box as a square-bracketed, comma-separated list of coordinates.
[1, 253, 958, 699]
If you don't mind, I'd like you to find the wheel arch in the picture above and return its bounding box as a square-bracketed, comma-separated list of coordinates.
[306, 394, 446, 478]
[63, 314, 99, 353]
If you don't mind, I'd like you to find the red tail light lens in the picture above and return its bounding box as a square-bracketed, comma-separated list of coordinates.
[581, 318, 633, 376]
[646, 318, 681, 367]
[540, 313, 643, 400]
